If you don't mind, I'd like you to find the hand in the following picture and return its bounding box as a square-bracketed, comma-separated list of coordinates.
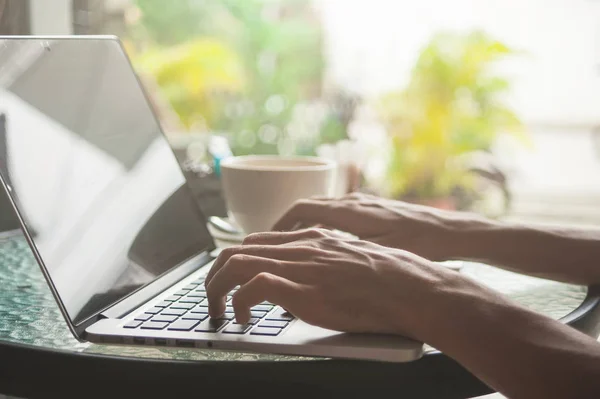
[272, 192, 471, 261]
[204, 228, 463, 339]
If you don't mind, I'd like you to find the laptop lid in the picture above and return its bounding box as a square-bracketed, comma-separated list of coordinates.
[0, 36, 216, 338]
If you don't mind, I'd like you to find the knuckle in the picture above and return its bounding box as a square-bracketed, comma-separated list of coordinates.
[220, 254, 250, 280]
[321, 236, 339, 246]
[304, 228, 328, 239]
[294, 198, 316, 210]
[254, 272, 275, 285]
[228, 253, 249, 265]
[315, 227, 331, 236]
[242, 232, 263, 245]
[394, 249, 412, 262]
[220, 246, 239, 259]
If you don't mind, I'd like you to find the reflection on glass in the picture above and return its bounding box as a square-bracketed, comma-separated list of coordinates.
[0, 39, 213, 325]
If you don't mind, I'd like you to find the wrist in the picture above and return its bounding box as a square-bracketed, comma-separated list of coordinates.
[410, 271, 518, 348]
[438, 213, 502, 261]
[383, 256, 491, 341]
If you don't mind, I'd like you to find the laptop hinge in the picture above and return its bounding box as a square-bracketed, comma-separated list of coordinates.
[97, 251, 213, 320]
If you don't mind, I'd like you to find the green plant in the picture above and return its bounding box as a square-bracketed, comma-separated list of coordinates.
[208, 0, 326, 156]
[128, 0, 327, 156]
[377, 31, 527, 204]
[133, 38, 245, 130]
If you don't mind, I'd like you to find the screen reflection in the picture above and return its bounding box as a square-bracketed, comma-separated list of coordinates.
[0, 38, 214, 325]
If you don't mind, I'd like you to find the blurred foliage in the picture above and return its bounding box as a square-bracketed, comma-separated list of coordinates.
[130, 0, 217, 44]
[129, 0, 340, 156]
[135, 38, 244, 129]
[377, 31, 527, 202]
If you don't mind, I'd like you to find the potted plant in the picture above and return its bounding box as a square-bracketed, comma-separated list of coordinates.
[377, 31, 527, 212]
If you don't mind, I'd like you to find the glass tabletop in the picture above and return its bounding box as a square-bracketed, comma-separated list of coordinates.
[0, 232, 588, 362]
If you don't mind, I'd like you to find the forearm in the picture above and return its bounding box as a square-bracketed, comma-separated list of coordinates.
[417, 276, 600, 399]
[445, 216, 600, 285]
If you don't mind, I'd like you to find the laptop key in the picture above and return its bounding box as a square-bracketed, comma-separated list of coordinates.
[223, 324, 252, 334]
[124, 320, 142, 328]
[179, 297, 202, 304]
[173, 289, 191, 296]
[233, 317, 260, 325]
[161, 308, 187, 316]
[195, 318, 228, 333]
[182, 313, 209, 321]
[164, 295, 181, 302]
[155, 301, 171, 308]
[258, 320, 288, 329]
[224, 311, 235, 319]
[141, 321, 169, 330]
[134, 313, 153, 322]
[266, 308, 294, 321]
[217, 312, 235, 321]
[251, 327, 282, 336]
[197, 298, 209, 306]
[144, 307, 163, 315]
[190, 306, 209, 314]
[187, 292, 206, 298]
[182, 284, 198, 290]
[152, 315, 178, 323]
[170, 302, 195, 310]
[250, 310, 268, 319]
[251, 305, 273, 312]
[167, 319, 200, 331]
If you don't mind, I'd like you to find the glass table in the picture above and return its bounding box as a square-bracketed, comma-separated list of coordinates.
[0, 231, 596, 398]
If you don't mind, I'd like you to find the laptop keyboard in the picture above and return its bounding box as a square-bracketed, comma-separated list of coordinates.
[123, 277, 294, 336]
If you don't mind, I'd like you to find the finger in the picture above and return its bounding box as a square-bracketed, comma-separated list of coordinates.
[292, 222, 332, 231]
[307, 195, 335, 201]
[231, 272, 305, 324]
[242, 228, 329, 246]
[342, 191, 381, 201]
[242, 230, 306, 246]
[271, 199, 327, 231]
[205, 244, 308, 287]
[312, 224, 334, 230]
[206, 255, 294, 318]
[272, 199, 353, 232]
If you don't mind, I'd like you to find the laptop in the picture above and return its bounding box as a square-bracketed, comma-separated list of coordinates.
[0, 36, 423, 362]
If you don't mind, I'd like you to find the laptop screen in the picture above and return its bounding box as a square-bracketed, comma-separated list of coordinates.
[0, 38, 215, 326]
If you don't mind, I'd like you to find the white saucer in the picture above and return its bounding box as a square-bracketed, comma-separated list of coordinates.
[207, 219, 245, 243]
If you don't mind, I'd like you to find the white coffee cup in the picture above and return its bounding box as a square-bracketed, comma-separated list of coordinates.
[220, 155, 337, 234]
